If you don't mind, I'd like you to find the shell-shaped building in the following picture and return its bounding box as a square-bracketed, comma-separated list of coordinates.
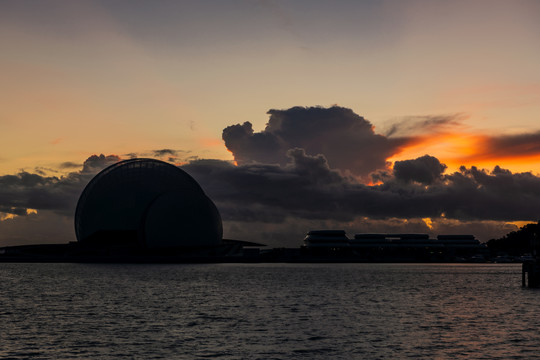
[74, 158, 222, 248]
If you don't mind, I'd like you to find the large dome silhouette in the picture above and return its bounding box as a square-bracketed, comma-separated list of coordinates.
[74, 158, 222, 248]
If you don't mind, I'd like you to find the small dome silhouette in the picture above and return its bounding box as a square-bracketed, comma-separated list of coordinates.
[74, 158, 222, 247]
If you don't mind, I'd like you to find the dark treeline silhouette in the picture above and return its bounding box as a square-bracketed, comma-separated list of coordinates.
[487, 221, 540, 256]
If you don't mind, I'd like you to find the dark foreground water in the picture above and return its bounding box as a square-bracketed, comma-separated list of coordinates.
[0, 263, 538, 359]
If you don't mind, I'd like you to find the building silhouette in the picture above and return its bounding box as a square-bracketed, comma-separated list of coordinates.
[75, 158, 222, 248]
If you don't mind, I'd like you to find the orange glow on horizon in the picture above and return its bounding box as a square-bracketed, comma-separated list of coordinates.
[509, 221, 534, 229]
[388, 131, 540, 174]
[365, 180, 382, 186]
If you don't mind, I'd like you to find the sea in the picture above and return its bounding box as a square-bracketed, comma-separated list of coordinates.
[0, 263, 539, 359]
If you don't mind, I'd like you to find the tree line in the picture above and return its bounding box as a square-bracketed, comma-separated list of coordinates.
[486, 221, 540, 256]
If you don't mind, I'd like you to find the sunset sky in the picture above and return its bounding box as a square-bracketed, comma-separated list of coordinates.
[1, 0, 540, 246]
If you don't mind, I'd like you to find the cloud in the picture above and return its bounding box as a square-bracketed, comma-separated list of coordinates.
[0, 154, 123, 245]
[222, 106, 411, 176]
[124, 149, 192, 163]
[393, 155, 447, 184]
[383, 114, 466, 137]
[59, 161, 82, 169]
[469, 131, 540, 161]
[0, 154, 122, 221]
[152, 149, 179, 157]
[1, 149, 537, 247]
[382, 115, 540, 170]
[184, 152, 540, 228]
[184, 151, 532, 244]
[81, 154, 121, 174]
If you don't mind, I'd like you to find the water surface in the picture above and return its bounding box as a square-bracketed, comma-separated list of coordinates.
[0, 263, 538, 359]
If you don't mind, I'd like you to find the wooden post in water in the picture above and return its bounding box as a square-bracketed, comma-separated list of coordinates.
[523, 260, 540, 288]
[523, 231, 540, 288]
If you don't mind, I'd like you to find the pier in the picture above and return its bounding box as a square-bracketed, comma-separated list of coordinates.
[522, 236, 540, 288]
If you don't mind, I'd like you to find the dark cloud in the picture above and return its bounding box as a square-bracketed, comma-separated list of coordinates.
[222, 121, 282, 165]
[222, 106, 410, 176]
[286, 148, 346, 185]
[184, 153, 540, 227]
[370, 169, 392, 184]
[82, 154, 121, 174]
[33, 167, 47, 176]
[59, 161, 82, 169]
[475, 131, 540, 160]
[1, 149, 539, 247]
[152, 149, 179, 157]
[383, 114, 466, 137]
[124, 149, 190, 163]
[0, 171, 73, 216]
[124, 152, 138, 159]
[183, 151, 350, 224]
[0, 171, 54, 188]
[151, 149, 192, 164]
[393, 155, 447, 184]
[0, 154, 121, 219]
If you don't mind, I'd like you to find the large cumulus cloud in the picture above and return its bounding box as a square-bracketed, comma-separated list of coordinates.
[222, 106, 410, 176]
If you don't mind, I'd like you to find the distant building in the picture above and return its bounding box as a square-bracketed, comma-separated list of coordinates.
[303, 231, 487, 261]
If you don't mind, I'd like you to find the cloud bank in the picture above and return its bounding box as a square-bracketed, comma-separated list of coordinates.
[184, 152, 540, 224]
[4, 150, 536, 246]
[0, 154, 121, 219]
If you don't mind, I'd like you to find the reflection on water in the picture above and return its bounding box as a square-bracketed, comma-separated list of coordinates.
[0, 263, 538, 359]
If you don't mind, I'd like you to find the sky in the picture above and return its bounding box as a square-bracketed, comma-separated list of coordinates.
[1, 0, 540, 247]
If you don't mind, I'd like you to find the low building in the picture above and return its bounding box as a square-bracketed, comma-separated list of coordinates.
[303, 231, 488, 262]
